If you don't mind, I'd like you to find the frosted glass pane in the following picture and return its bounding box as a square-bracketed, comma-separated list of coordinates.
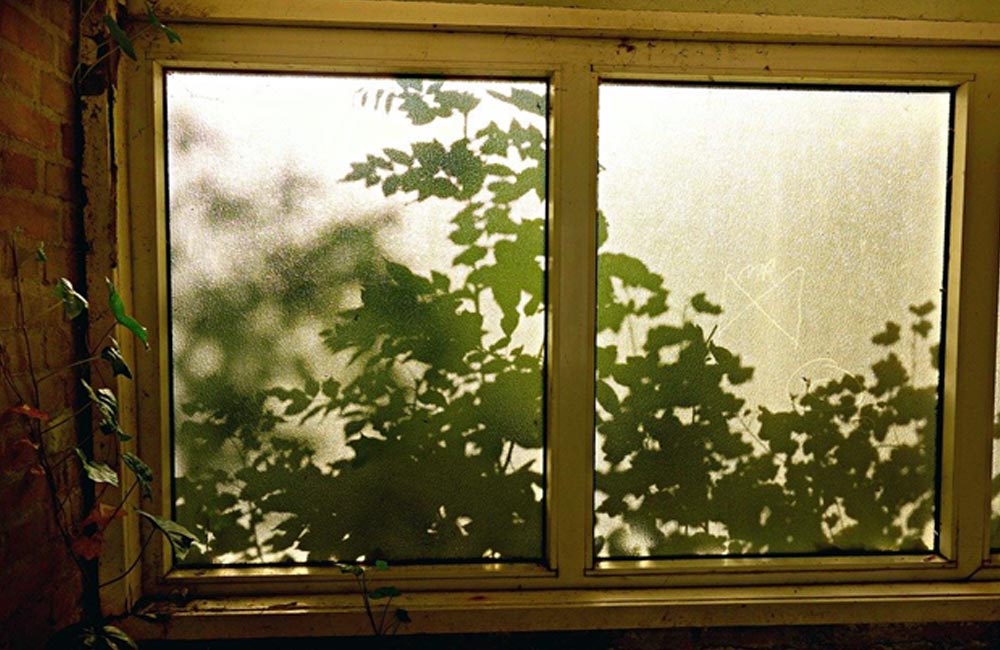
[595, 84, 950, 558]
[168, 73, 547, 564]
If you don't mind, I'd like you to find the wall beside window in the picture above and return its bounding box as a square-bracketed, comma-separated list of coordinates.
[0, 1, 84, 648]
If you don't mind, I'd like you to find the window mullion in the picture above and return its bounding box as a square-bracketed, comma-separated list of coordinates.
[947, 79, 1000, 574]
[547, 62, 599, 583]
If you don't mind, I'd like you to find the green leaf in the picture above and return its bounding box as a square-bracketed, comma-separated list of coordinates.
[138, 510, 199, 560]
[383, 147, 412, 165]
[395, 608, 412, 623]
[162, 25, 182, 44]
[99, 625, 138, 650]
[107, 279, 149, 349]
[101, 340, 133, 379]
[102, 15, 136, 60]
[123, 452, 153, 498]
[146, 5, 182, 44]
[374, 559, 389, 571]
[81, 379, 126, 438]
[399, 92, 437, 125]
[477, 122, 509, 156]
[75, 448, 120, 486]
[35, 243, 46, 262]
[338, 562, 364, 576]
[397, 78, 423, 91]
[382, 174, 400, 196]
[54, 278, 89, 319]
[433, 89, 480, 116]
[369, 586, 402, 600]
[908, 301, 935, 317]
[487, 88, 546, 116]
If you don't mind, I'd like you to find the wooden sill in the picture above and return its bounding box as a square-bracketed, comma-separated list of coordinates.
[125, 582, 1000, 640]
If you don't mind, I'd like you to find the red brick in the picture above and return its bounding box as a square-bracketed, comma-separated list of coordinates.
[0, 546, 55, 622]
[1, 149, 38, 191]
[0, 45, 38, 99]
[0, 467, 47, 518]
[0, 333, 28, 374]
[41, 71, 74, 119]
[44, 1, 76, 36]
[0, 95, 59, 149]
[42, 243, 76, 284]
[0, 292, 17, 330]
[46, 418, 78, 455]
[60, 121, 76, 162]
[44, 161, 75, 201]
[56, 35, 74, 75]
[48, 566, 82, 629]
[7, 505, 57, 560]
[21, 283, 52, 321]
[1, 432, 39, 475]
[57, 201, 76, 246]
[36, 371, 67, 413]
[12, 238, 45, 283]
[0, 195, 59, 241]
[26, 327, 45, 376]
[0, 235, 10, 279]
[0, 3, 54, 64]
[44, 327, 73, 369]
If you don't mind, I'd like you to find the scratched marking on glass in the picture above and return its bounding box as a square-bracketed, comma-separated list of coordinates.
[718, 260, 805, 349]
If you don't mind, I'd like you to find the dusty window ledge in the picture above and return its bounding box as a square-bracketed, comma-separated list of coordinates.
[141, 0, 1000, 47]
[125, 583, 1000, 640]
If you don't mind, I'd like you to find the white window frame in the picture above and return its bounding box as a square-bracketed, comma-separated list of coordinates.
[116, 0, 1000, 639]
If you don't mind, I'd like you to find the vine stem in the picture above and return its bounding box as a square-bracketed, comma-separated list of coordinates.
[105, 479, 138, 524]
[39, 400, 95, 436]
[377, 595, 393, 635]
[8, 235, 88, 576]
[88, 322, 116, 357]
[12, 238, 41, 408]
[74, 23, 157, 94]
[358, 570, 380, 635]
[98, 527, 155, 589]
[78, 0, 103, 28]
[21, 300, 65, 326]
[35, 354, 101, 383]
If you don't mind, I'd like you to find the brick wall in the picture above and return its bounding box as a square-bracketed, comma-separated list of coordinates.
[0, 1, 84, 648]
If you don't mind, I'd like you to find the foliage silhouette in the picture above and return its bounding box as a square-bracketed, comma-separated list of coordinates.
[172, 80, 546, 563]
[172, 78, 944, 566]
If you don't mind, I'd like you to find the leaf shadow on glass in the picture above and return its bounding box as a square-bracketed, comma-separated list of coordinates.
[171, 78, 945, 566]
[172, 80, 546, 564]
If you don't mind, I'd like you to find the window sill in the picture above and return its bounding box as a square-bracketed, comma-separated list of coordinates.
[125, 582, 1000, 640]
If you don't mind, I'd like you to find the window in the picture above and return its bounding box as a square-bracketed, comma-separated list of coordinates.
[595, 83, 949, 559]
[167, 72, 549, 565]
[119, 1, 1000, 637]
